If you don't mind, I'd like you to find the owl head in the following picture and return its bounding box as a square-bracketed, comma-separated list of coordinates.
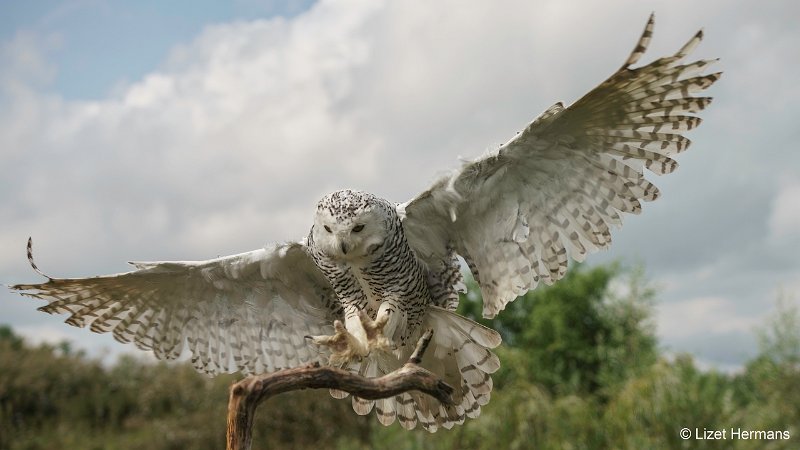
[312, 189, 390, 261]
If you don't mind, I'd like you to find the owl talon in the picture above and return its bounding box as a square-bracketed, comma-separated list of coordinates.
[308, 311, 394, 365]
[308, 319, 370, 366]
[360, 310, 393, 353]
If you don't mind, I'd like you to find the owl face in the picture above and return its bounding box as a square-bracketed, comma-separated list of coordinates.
[313, 190, 389, 262]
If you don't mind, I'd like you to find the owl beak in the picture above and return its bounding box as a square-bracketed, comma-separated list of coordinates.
[340, 242, 350, 255]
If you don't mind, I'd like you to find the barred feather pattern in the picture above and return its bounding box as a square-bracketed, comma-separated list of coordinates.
[11, 239, 339, 375]
[425, 248, 465, 312]
[402, 13, 720, 318]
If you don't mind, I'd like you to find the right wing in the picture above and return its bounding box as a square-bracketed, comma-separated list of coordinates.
[10, 238, 340, 375]
[401, 14, 719, 318]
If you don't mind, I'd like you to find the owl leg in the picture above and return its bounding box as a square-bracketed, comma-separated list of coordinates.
[369, 301, 406, 353]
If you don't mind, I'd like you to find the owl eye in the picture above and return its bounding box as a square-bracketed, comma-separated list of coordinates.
[352, 224, 364, 233]
[324, 225, 332, 233]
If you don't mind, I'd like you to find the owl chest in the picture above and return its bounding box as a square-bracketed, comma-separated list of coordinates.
[349, 245, 429, 306]
[349, 264, 383, 312]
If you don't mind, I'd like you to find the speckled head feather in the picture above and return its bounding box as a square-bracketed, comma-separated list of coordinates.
[317, 189, 376, 223]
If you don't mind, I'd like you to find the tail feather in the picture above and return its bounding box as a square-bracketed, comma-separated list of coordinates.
[396, 393, 417, 430]
[352, 396, 374, 415]
[375, 397, 396, 425]
[412, 393, 438, 431]
[464, 390, 481, 419]
[329, 388, 349, 399]
[352, 358, 377, 414]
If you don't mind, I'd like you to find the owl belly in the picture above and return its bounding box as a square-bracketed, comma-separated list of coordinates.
[351, 248, 431, 346]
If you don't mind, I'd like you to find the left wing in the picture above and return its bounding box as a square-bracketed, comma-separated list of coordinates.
[10, 238, 340, 375]
[401, 14, 720, 318]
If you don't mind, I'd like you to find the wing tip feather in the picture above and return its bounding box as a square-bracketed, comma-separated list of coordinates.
[25, 237, 53, 280]
[621, 13, 656, 69]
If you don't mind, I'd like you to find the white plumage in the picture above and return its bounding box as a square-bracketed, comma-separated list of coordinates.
[11, 14, 719, 431]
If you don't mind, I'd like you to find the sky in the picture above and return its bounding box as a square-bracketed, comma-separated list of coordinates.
[1, 0, 798, 372]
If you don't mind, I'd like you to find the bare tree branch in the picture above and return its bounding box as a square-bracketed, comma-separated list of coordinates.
[226, 330, 452, 450]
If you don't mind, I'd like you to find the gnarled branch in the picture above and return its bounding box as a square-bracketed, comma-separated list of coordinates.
[226, 330, 452, 450]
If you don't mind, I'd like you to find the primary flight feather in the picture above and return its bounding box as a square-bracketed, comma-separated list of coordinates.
[11, 14, 719, 432]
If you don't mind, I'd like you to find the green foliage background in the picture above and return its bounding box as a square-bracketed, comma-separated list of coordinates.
[2, 263, 798, 449]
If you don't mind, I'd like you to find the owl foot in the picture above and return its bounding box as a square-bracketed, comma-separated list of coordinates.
[359, 309, 392, 354]
[307, 320, 369, 366]
[307, 310, 392, 366]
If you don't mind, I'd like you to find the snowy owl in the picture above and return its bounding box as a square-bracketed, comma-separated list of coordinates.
[11, 15, 719, 432]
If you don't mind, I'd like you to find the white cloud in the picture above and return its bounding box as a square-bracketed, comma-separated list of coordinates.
[0, 30, 60, 92]
[769, 179, 800, 239]
[657, 296, 763, 340]
[14, 323, 84, 347]
[1, 0, 390, 271]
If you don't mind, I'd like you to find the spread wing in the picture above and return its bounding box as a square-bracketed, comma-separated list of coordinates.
[10, 238, 340, 375]
[401, 14, 720, 318]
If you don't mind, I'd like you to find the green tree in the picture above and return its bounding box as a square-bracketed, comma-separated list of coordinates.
[457, 262, 658, 397]
[733, 295, 800, 448]
[0, 326, 370, 450]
